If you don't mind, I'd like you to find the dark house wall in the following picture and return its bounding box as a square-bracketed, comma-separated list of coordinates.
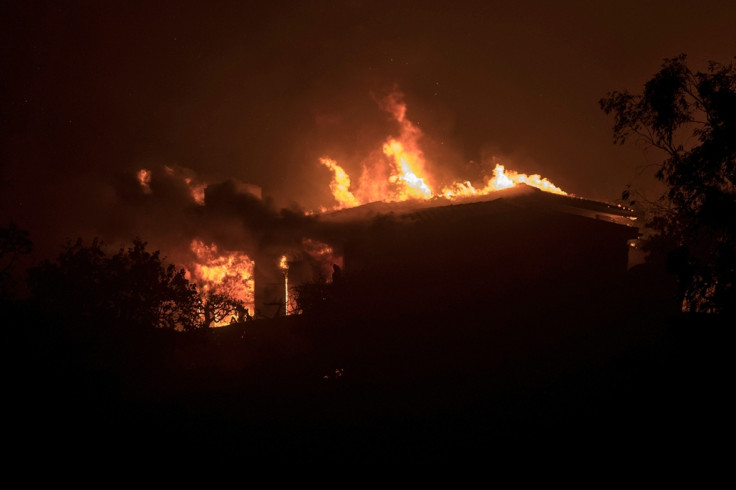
[255, 187, 639, 318]
[338, 197, 638, 315]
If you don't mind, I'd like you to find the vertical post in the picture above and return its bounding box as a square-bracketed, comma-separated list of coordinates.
[279, 255, 289, 316]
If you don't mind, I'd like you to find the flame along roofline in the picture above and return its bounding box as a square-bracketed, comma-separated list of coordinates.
[316, 184, 638, 228]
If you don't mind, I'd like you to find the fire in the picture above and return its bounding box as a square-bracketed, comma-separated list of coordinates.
[319, 158, 360, 208]
[382, 140, 432, 200]
[440, 164, 567, 198]
[279, 255, 289, 272]
[319, 91, 567, 210]
[185, 239, 255, 326]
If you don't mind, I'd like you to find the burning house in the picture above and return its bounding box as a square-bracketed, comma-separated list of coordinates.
[118, 92, 647, 326]
[254, 184, 639, 319]
[180, 93, 642, 323]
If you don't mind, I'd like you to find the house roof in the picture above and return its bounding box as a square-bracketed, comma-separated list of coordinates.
[317, 184, 638, 230]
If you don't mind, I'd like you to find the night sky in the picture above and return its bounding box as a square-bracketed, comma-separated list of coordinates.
[2, 0, 734, 261]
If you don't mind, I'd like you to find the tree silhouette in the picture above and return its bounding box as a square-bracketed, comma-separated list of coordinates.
[199, 290, 246, 327]
[29, 238, 201, 331]
[189, 273, 249, 327]
[600, 54, 735, 314]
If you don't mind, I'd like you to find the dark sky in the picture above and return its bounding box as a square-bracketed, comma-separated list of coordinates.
[2, 0, 735, 260]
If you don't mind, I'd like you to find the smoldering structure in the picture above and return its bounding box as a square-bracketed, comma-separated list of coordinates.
[254, 184, 639, 318]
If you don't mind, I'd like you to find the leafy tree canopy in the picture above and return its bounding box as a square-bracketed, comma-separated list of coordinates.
[29, 238, 202, 332]
[600, 54, 735, 314]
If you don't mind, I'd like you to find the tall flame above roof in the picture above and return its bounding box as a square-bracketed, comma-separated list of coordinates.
[318, 90, 567, 212]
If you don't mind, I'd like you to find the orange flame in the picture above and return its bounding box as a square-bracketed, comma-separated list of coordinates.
[319, 91, 567, 210]
[279, 254, 289, 272]
[319, 157, 360, 209]
[382, 140, 432, 200]
[185, 239, 255, 326]
[440, 164, 567, 198]
[379, 92, 433, 200]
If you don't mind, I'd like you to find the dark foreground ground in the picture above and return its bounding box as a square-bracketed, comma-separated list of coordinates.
[13, 307, 731, 467]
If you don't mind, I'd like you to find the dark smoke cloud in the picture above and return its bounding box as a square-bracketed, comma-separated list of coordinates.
[98, 165, 344, 273]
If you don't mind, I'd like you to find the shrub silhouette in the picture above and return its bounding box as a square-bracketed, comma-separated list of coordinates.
[29, 237, 201, 332]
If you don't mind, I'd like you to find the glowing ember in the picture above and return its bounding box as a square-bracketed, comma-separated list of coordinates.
[319, 91, 567, 210]
[137, 169, 152, 193]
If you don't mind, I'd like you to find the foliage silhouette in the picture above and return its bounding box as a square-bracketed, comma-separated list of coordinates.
[291, 274, 339, 317]
[29, 237, 201, 332]
[199, 282, 250, 328]
[600, 54, 736, 314]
